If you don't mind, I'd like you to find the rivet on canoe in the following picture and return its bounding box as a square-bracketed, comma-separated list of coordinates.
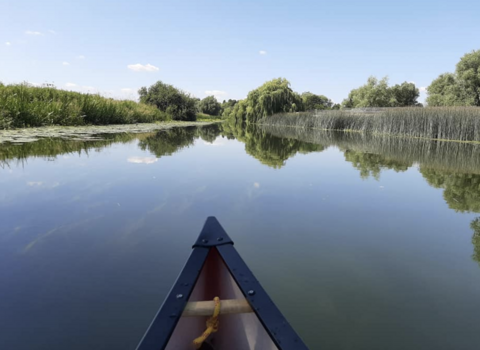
[176, 294, 183, 299]
[202, 239, 209, 244]
[217, 237, 224, 242]
[248, 290, 255, 296]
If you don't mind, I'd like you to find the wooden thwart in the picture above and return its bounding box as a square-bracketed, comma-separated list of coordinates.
[182, 299, 253, 317]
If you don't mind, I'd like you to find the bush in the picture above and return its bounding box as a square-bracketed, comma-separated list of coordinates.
[198, 96, 222, 116]
[138, 81, 197, 121]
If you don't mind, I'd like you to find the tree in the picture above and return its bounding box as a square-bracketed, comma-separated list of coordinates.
[342, 76, 392, 108]
[301, 92, 333, 110]
[197, 96, 222, 116]
[390, 82, 420, 107]
[426, 73, 467, 106]
[138, 81, 197, 121]
[456, 50, 480, 106]
[342, 76, 420, 108]
[220, 99, 238, 119]
[426, 49, 480, 106]
[224, 78, 304, 123]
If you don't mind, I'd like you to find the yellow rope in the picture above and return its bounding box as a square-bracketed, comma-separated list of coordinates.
[193, 297, 221, 349]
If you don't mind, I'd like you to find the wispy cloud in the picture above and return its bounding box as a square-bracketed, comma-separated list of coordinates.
[121, 88, 134, 93]
[5, 41, 11, 46]
[65, 82, 77, 87]
[25, 30, 43, 36]
[77, 55, 86, 60]
[259, 50, 267, 55]
[48, 29, 56, 35]
[127, 157, 158, 164]
[253, 182, 260, 188]
[27, 181, 43, 186]
[205, 90, 227, 100]
[62, 61, 70, 66]
[127, 63, 159, 72]
[203, 139, 226, 147]
[419, 87, 427, 92]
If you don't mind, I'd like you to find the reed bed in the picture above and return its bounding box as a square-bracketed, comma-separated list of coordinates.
[0, 83, 169, 129]
[259, 107, 480, 142]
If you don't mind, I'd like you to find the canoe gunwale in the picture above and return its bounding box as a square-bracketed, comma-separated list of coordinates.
[135, 247, 209, 350]
[136, 216, 309, 350]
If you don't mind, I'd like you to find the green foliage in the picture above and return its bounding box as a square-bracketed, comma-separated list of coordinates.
[426, 73, 469, 106]
[0, 124, 222, 166]
[390, 82, 420, 107]
[260, 107, 480, 142]
[421, 168, 480, 212]
[0, 83, 168, 129]
[223, 78, 304, 123]
[198, 96, 221, 116]
[221, 122, 324, 168]
[342, 76, 420, 108]
[138, 125, 222, 157]
[302, 92, 333, 110]
[344, 150, 410, 180]
[470, 218, 480, 264]
[427, 50, 480, 106]
[222, 99, 238, 109]
[261, 126, 480, 174]
[196, 112, 223, 122]
[0, 133, 145, 166]
[139, 81, 197, 121]
[220, 99, 238, 119]
[456, 50, 480, 106]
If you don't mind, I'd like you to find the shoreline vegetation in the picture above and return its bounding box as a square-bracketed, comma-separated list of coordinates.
[0, 82, 222, 130]
[219, 49, 480, 142]
[258, 107, 480, 143]
[2, 49, 479, 137]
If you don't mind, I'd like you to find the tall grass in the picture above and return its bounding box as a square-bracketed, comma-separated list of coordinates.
[0, 83, 169, 129]
[259, 107, 480, 142]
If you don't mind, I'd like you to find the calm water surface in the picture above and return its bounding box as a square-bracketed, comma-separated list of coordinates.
[1, 124, 480, 350]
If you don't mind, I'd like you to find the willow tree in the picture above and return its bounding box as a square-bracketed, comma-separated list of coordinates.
[244, 78, 304, 123]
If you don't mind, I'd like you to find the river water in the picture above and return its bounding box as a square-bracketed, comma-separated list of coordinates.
[1, 124, 479, 350]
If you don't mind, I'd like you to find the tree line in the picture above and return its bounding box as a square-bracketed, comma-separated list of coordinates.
[137, 48, 480, 123]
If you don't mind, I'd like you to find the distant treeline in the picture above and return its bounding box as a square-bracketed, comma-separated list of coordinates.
[2, 49, 479, 129]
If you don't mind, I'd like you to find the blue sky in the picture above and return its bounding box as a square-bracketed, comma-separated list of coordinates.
[1, 0, 479, 103]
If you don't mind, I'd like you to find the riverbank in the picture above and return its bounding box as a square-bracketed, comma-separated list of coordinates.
[0, 121, 219, 144]
[258, 107, 480, 142]
[0, 83, 174, 129]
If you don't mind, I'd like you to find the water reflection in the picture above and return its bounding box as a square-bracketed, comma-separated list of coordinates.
[0, 133, 147, 168]
[0, 125, 224, 167]
[138, 125, 223, 158]
[259, 125, 480, 264]
[2, 122, 480, 265]
[2, 122, 480, 349]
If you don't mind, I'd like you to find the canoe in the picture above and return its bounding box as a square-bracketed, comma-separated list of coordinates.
[136, 217, 309, 350]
